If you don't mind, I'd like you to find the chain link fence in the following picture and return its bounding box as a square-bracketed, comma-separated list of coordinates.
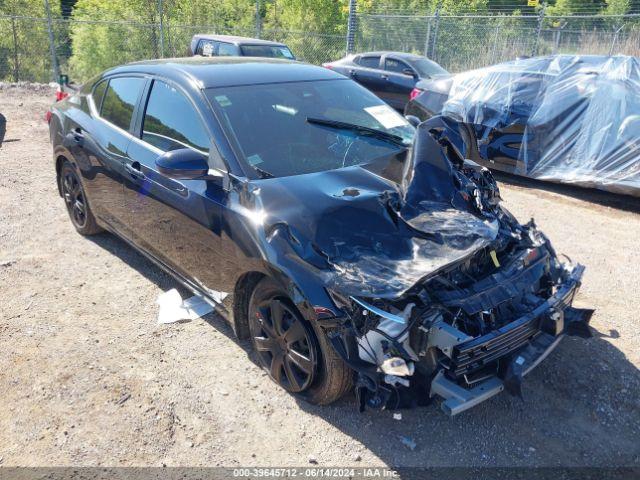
[1, 6, 640, 84]
[0, 14, 345, 83]
[355, 12, 640, 73]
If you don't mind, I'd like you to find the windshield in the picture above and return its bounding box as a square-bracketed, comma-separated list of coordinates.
[240, 45, 295, 59]
[206, 79, 414, 178]
[410, 58, 449, 78]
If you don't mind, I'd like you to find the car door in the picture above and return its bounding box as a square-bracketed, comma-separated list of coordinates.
[382, 56, 418, 110]
[68, 76, 146, 233]
[350, 55, 385, 97]
[123, 78, 227, 293]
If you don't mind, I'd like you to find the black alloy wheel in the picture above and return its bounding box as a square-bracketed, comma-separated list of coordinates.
[59, 160, 101, 235]
[249, 298, 318, 393]
[62, 167, 87, 228]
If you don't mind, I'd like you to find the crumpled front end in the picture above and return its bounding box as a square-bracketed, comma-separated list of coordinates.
[247, 114, 592, 415]
[315, 117, 594, 415]
[325, 221, 592, 415]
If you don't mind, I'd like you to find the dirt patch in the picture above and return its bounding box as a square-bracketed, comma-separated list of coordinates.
[1, 87, 639, 467]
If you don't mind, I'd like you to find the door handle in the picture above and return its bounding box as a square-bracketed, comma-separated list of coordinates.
[348, 69, 357, 77]
[125, 162, 145, 180]
[381, 74, 389, 80]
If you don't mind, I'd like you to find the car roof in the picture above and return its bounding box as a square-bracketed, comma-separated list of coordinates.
[355, 51, 427, 61]
[106, 57, 345, 89]
[192, 34, 288, 47]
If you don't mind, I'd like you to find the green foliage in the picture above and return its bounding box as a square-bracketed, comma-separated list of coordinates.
[1, 0, 639, 82]
[67, 0, 161, 79]
[0, 0, 59, 81]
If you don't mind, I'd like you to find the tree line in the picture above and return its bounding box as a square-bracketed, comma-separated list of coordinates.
[0, 0, 638, 82]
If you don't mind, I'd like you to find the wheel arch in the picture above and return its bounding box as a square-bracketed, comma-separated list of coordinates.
[231, 271, 268, 340]
[230, 263, 336, 340]
[55, 154, 70, 196]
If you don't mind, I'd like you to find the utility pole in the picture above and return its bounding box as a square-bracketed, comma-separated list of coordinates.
[430, 0, 442, 59]
[157, 0, 165, 58]
[609, 25, 624, 56]
[44, 0, 60, 82]
[255, 0, 262, 38]
[532, 2, 547, 57]
[424, 12, 433, 57]
[346, 0, 357, 55]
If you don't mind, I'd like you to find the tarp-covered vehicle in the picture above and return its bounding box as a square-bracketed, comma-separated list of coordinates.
[405, 55, 640, 197]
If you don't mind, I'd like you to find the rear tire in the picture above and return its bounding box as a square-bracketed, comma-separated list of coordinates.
[59, 160, 102, 236]
[248, 278, 352, 405]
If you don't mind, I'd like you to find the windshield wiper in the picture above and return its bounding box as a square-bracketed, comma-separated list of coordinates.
[306, 117, 407, 148]
[254, 166, 275, 179]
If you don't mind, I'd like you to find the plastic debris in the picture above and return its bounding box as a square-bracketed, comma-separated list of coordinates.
[384, 374, 410, 387]
[393, 413, 402, 421]
[399, 435, 417, 451]
[156, 288, 214, 324]
[381, 357, 415, 376]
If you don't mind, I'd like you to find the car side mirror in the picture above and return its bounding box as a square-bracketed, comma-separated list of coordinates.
[405, 115, 421, 127]
[403, 68, 417, 78]
[155, 148, 211, 180]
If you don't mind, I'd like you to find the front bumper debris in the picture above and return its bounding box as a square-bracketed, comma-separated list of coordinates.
[429, 265, 592, 415]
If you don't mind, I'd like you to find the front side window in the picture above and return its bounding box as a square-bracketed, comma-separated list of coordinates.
[206, 79, 413, 178]
[141, 80, 209, 153]
[358, 56, 381, 69]
[385, 58, 412, 75]
[100, 77, 145, 131]
[240, 45, 295, 59]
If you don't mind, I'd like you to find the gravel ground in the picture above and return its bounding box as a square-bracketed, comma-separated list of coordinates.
[1, 86, 639, 468]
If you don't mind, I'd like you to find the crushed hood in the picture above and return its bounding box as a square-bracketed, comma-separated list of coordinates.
[241, 118, 501, 299]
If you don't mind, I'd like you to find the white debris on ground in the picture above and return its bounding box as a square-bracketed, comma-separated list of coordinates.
[156, 288, 215, 324]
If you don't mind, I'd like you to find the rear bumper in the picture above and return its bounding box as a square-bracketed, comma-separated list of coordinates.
[430, 264, 590, 416]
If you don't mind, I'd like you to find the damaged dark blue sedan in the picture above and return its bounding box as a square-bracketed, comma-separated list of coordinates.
[48, 57, 592, 415]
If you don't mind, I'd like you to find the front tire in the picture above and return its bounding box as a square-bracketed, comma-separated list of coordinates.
[248, 278, 352, 405]
[59, 160, 102, 236]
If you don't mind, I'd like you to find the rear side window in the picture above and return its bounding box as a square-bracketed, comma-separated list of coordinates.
[358, 56, 380, 69]
[141, 80, 209, 153]
[217, 42, 237, 56]
[101, 77, 145, 131]
[92, 80, 108, 111]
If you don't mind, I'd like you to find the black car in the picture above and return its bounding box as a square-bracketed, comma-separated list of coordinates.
[323, 51, 448, 110]
[189, 34, 295, 60]
[48, 57, 591, 415]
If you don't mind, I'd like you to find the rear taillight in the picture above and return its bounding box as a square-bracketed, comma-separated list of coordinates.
[323, 64, 333, 69]
[55, 90, 69, 102]
[409, 88, 423, 100]
[45, 111, 52, 123]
